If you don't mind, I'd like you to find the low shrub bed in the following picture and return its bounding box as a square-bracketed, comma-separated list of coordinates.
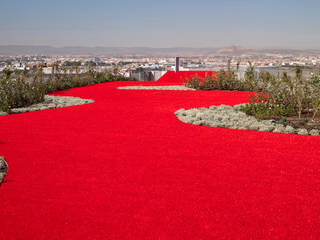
[0, 66, 134, 112]
[184, 61, 320, 131]
[183, 61, 255, 91]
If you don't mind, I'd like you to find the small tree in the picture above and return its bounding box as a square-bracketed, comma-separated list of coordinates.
[244, 62, 257, 91]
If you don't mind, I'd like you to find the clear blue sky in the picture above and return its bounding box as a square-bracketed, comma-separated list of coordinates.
[1, 0, 320, 49]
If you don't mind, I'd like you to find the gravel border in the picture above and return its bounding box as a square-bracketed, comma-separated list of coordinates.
[118, 85, 196, 91]
[0, 95, 94, 115]
[175, 104, 320, 136]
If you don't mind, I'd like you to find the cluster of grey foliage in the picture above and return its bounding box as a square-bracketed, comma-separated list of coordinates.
[0, 95, 94, 115]
[0, 156, 8, 185]
[175, 104, 320, 136]
[118, 85, 195, 91]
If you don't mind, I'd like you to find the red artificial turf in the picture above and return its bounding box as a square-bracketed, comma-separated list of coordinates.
[157, 71, 216, 84]
[1, 73, 320, 239]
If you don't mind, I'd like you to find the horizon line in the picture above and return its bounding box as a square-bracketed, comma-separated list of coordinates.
[1, 44, 320, 51]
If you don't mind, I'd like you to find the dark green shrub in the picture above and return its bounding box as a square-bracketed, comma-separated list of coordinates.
[184, 60, 246, 91]
[0, 67, 45, 111]
[185, 61, 320, 122]
[0, 66, 134, 111]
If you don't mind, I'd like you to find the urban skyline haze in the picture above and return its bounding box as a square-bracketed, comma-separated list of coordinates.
[1, 0, 320, 49]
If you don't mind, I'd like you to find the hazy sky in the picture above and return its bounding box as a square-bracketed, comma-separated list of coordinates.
[1, 0, 320, 49]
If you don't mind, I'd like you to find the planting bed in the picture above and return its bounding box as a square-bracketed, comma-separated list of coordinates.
[175, 105, 320, 136]
[8, 95, 94, 114]
[1, 72, 320, 239]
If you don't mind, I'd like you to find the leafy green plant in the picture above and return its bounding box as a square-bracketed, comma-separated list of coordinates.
[184, 61, 320, 123]
[0, 66, 134, 112]
[0, 67, 46, 111]
[184, 60, 244, 91]
[243, 62, 258, 91]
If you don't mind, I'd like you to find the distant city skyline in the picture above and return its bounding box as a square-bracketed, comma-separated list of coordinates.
[1, 0, 320, 49]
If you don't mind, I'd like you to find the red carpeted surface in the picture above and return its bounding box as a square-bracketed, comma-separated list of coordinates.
[1, 75, 320, 239]
[157, 71, 216, 84]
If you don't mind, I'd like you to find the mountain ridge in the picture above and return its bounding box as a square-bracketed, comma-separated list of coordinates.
[0, 45, 319, 56]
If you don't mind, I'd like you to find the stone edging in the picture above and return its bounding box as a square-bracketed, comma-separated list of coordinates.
[175, 104, 320, 136]
[0, 95, 94, 115]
